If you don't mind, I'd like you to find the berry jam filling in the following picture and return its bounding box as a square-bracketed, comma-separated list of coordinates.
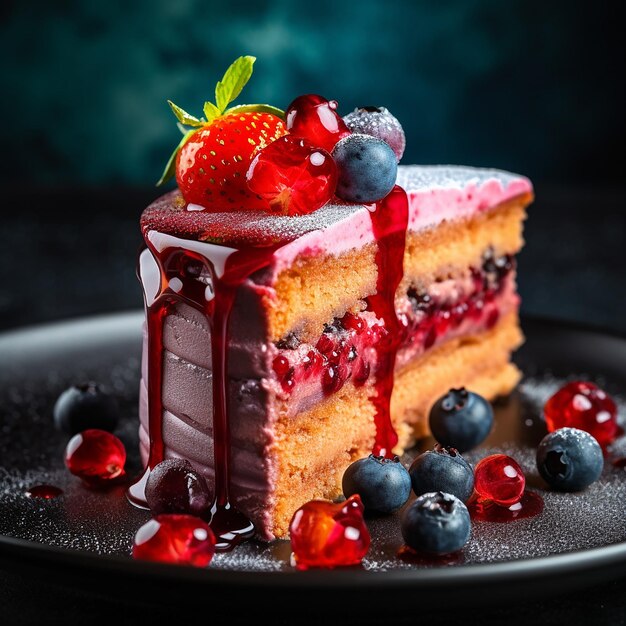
[272, 251, 516, 396]
[272, 311, 384, 394]
[399, 251, 515, 350]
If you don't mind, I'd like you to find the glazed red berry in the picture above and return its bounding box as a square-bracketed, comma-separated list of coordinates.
[64, 429, 126, 486]
[544, 381, 618, 447]
[246, 135, 338, 215]
[272, 354, 291, 377]
[132, 514, 216, 566]
[285, 94, 351, 152]
[474, 454, 525, 506]
[289, 494, 370, 570]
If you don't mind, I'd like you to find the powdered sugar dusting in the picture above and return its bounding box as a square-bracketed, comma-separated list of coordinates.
[140, 165, 532, 253]
[395, 164, 529, 193]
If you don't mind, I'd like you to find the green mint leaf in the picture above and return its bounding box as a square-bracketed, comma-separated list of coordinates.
[167, 100, 203, 127]
[203, 101, 222, 122]
[157, 129, 196, 186]
[224, 103, 285, 120]
[215, 55, 256, 112]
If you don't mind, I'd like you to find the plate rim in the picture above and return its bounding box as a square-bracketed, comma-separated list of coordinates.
[1, 532, 626, 589]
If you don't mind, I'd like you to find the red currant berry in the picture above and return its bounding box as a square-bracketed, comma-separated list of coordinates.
[289, 494, 370, 570]
[285, 94, 351, 152]
[474, 454, 525, 506]
[246, 135, 337, 216]
[132, 514, 216, 566]
[544, 381, 618, 447]
[272, 354, 291, 378]
[64, 429, 126, 486]
[342, 106, 406, 162]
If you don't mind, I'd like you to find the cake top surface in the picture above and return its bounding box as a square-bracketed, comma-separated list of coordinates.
[141, 164, 532, 249]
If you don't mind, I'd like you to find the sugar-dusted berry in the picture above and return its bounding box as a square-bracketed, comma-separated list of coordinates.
[537, 427, 603, 491]
[409, 445, 474, 503]
[429, 388, 493, 453]
[343, 106, 406, 161]
[332, 134, 397, 203]
[53, 382, 119, 435]
[401, 491, 471, 555]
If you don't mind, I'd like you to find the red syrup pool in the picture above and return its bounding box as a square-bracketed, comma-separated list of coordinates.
[25, 485, 63, 499]
[397, 545, 465, 566]
[467, 491, 544, 522]
[129, 186, 410, 547]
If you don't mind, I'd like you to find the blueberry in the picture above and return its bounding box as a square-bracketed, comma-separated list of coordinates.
[332, 134, 397, 203]
[409, 445, 474, 502]
[536, 427, 603, 491]
[53, 382, 119, 435]
[342, 106, 406, 162]
[342, 454, 411, 514]
[429, 387, 493, 452]
[145, 458, 212, 516]
[401, 491, 471, 555]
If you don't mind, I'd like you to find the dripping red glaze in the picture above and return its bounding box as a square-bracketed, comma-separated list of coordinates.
[366, 185, 409, 457]
[131, 185, 409, 547]
[129, 240, 279, 550]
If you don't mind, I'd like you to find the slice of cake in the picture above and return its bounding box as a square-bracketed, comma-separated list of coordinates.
[129, 57, 533, 543]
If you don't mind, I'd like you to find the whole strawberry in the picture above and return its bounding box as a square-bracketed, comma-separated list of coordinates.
[158, 56, 287, 212]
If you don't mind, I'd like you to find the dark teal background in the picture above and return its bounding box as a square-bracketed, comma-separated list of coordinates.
[1, 0, 624, 187]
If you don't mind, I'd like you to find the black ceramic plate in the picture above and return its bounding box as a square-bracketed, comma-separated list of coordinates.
[0, 313, 625, 610]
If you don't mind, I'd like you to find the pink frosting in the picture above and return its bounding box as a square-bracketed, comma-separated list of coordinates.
[267, 165, 532, 280]
[140, 165, 532, 284]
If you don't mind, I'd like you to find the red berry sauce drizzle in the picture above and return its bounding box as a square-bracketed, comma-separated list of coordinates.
[128, 242, 282, 550]
[366, 185, 408, 457]
[467, 491, 544, 523]
[129, 186, 409, 548]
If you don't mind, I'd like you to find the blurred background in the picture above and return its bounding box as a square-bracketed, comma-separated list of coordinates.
[0, 0, 624, 333]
